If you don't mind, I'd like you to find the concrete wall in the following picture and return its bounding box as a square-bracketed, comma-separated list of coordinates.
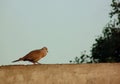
[0, 63, 120, 84]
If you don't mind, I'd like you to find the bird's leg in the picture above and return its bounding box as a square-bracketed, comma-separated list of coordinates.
[31, 61, 37, 65]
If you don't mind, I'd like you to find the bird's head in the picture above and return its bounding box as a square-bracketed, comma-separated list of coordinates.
[42, 47, 48, 52]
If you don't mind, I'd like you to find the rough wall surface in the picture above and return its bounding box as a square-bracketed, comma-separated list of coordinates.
[0, 63, 120, 84]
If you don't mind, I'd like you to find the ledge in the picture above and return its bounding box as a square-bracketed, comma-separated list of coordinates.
[0, 63, 120, 84]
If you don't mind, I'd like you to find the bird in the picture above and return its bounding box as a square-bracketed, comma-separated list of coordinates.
[12, 47, 48, 64]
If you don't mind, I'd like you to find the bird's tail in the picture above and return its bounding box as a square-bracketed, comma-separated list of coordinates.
[12, 58, 23, 63]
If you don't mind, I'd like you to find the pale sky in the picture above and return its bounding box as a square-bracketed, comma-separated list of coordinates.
[0, 0, 111, 65]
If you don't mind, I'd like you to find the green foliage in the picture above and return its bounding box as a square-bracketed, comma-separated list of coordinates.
[91, 0, 120, 63]
[70, 51, 94, 64]
[92, 24, 120, 63]
[110, 0, 120, 25]
[70, 0, 120, 64]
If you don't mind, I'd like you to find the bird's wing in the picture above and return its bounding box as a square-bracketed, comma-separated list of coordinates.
[22, 49, 41, 60]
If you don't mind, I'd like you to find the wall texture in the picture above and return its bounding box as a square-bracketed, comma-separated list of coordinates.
[0, 63, 120, 84]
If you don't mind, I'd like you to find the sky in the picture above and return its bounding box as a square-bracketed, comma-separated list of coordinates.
[0, 0, 111, 65]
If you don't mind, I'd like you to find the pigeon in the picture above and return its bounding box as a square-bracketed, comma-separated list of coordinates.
[12, 47, 48, 64]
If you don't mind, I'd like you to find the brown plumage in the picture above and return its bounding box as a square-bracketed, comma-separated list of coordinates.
[12, 47, 48, 64]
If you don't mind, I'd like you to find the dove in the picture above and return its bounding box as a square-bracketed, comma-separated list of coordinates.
[12, 47, 48, 64]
